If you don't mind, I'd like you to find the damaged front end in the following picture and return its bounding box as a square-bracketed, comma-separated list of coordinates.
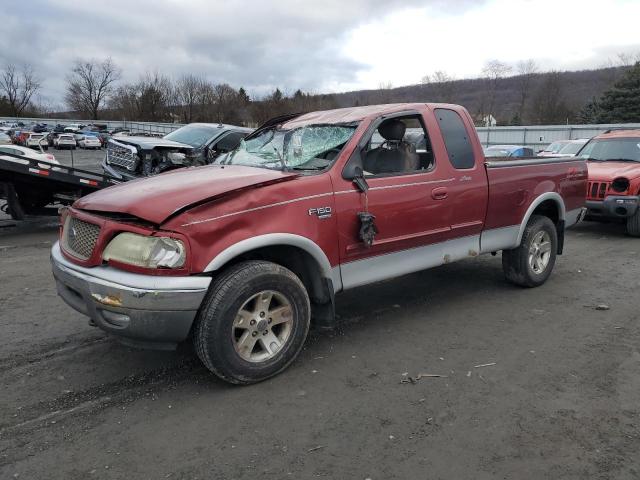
[104, 138, 196, 181]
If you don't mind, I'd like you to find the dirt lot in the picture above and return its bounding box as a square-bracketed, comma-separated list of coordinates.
[0, 219, 638, 479]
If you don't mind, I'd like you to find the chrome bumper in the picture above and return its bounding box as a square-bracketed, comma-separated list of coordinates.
[51, 242, 211, 349]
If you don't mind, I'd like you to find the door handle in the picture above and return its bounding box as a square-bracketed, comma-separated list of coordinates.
[431, 187, 448, 200]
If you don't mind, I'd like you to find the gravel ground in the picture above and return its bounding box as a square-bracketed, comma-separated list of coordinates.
[0, 219, 638, 479]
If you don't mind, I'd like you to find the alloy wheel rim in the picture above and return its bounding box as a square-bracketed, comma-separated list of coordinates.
[232, 290, 294, 363]
[528, 230, 552, 274]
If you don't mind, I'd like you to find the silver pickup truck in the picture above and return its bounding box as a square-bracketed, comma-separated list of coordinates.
[103, 123, 252, 180]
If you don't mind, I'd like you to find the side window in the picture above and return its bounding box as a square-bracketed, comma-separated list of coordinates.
[362, 115, 434, 177]
[213, 132, 247, 153]
[435, 108, 475, 169]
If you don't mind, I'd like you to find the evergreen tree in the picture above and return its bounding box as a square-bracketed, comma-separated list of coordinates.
[596, 62, 640, 123]
[578, 97, 601, 124]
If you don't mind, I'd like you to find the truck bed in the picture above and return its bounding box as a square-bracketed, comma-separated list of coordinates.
[480, 155, 587, 252]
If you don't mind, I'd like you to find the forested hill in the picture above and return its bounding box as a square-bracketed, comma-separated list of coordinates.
[329, 66, 629, 125]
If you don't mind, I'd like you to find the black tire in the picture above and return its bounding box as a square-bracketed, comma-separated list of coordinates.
[626, 210, 640, 237]
[194, 260, 310, 384]
[502, 215, 558, 288]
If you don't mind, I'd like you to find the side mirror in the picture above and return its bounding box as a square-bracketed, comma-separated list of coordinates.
[343, 148, 369, 192]
[352, 166, 369, 193]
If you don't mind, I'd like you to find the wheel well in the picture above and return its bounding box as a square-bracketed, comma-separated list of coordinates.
[530, 198, 564, 254]
[531, 199, 560, 225]
[220, 245, 332, 306]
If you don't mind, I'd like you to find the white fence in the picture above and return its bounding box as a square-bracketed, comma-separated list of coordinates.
[476, 123, 640, 149]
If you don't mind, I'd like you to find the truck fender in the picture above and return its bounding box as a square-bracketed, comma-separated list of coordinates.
[516, 192, 565, 246]
[203, 233, 341, 291]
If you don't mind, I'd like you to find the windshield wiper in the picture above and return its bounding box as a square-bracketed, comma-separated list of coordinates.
[604, 158, 639, 162]
[291, 165, 325, 171]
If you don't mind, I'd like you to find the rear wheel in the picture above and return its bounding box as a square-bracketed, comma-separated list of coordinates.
[502, 215, 557, 288]
[194, 260, 310, 384]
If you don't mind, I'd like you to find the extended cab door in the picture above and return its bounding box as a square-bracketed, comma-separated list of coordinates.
[332, 111, 455, 289]
[431, 106, 489, 240]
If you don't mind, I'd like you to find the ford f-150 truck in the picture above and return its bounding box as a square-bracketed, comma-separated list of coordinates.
[576, 129, 640, 236]
[51, 103, 587, 384]
[102, 123, 252, 180]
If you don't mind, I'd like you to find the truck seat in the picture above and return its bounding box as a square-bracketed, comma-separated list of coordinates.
[363, 119, 419, 175]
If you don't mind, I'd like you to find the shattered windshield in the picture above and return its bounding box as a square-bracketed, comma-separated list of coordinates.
[578, 138, 640, 162]
[220, 123, 358, 171]
[164, 124, 221, 148]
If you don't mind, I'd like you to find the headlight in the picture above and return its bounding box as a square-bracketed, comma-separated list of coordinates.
[103, 233, 186, 269]
[611, 177, 630, 193]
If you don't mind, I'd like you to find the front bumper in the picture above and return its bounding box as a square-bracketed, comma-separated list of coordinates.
[101, 159, 144, 182]
[586, 196, 639, 219]
[51, 242, 211, 349]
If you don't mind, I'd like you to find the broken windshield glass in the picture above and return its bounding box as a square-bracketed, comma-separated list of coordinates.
[221, 124, 357, 170]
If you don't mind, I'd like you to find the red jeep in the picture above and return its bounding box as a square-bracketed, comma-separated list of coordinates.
[51, 103, 587, 384]
[578, 130, 640, 236]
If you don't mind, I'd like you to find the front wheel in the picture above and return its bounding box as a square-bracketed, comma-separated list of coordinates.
[194, 260, 310, 384]
[626, 209, 640, 237]
[502, 215, 558, 288]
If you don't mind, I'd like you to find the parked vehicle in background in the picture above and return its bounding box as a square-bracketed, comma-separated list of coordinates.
[32, 123, 49, 133]
[538, 140, 571, 157]
[0, 133, 12, 145]
[577, 130, 640, 236]
[554, 139, 589, 157]
[52, 103, 587, 384]
[26, 133, 49, 150]
[109, 127, 130, 135]
[13, 131, 29, 146]
[484, 145, 534, 157]
[0, 144, 57, 165]
[102, 123, 253, 180]
[78, 134, 102, 149]
[54, 134, 77, 149]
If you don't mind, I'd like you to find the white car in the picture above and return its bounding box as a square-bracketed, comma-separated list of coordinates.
[0, 145, 58, 167]
[0, 132, 12, 145]
[554, 139, 589, 157]
[54, 134, 77, 150]
[78, 135, 102, 149]
[26, 133, 49, 150]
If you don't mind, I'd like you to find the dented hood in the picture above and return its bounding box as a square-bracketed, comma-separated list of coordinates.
[587, 161, 640, 181]
[74, 165, 298, 224]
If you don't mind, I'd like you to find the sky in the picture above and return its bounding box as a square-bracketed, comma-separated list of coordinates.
[2, 0, 640, 108]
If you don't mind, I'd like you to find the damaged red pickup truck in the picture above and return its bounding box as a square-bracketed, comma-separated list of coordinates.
[51, 103, 587, 384]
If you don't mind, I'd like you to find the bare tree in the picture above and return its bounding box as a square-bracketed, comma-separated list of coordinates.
[481, 60, 512, 121]
[377, 81, 393, 103]
[514, 59, 539, 123]
[175, 74, 203, 123]
[0, 64, 41, 117]
[65, 58, 120, 119]
[422, 70, 456, 102]
[136, 72, 173, 122]
[212, 83, 238, 123]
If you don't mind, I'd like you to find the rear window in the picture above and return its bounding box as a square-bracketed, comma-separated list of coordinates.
[434, 108, 475, 169]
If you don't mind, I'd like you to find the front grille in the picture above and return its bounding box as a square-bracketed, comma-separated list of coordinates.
[587, 181, 610, 200]
[106, 140, 138, 171]
[62, 216, 101, 260]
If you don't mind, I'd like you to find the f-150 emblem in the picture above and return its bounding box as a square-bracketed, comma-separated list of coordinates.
[308, 206, 332, 219]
